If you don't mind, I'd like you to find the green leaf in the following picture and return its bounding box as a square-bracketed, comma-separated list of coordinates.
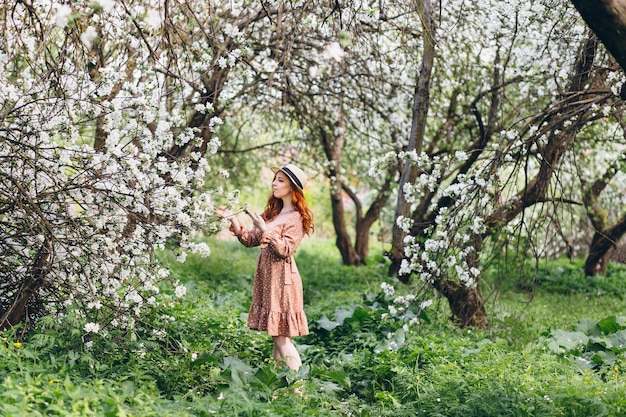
[317, 314, 341, 331]
[591, 350, 617, 365]
[548, 329, 588, 354]
[334, 307, 355, 325]
[345, 307, 373, 324]
[311, 366, 350, 390]
[571, 355, 595, 370]
[253, 365, 288, 390]
[191, 351, 219, 368]
[606, 330, 626, 352]
[221, 356, 254, 387]
[374, 328, 406, 353]
[598, 316, 622, 335]
[575, 318, 601, 336]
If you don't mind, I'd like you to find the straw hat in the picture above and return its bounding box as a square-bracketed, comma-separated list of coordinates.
[271, 164, 307, 190]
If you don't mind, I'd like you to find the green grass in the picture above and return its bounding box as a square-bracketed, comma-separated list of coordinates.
[2, 237, 626, 416]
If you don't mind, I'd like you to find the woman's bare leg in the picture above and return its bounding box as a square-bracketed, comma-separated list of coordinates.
[272, 336, 302, 371]
[273, 344, 280, 362]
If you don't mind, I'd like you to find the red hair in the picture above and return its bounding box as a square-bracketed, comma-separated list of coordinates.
[261, 179, 314, 235]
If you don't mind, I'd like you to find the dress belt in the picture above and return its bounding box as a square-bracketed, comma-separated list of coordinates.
[284, 256, 295, 285]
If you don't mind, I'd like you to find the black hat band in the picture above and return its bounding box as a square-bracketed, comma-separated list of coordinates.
[281, 166, 303, 189]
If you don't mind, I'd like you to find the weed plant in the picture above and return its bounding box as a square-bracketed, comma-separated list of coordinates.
[1, 237, 625, 416]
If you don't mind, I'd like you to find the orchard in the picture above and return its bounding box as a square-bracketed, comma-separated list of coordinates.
[1, 1, 625, 415]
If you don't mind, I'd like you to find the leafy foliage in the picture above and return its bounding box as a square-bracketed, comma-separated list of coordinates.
[545, 315, 626, 369]
[4, 240, 626, 416]
[535, 259, 626, 298]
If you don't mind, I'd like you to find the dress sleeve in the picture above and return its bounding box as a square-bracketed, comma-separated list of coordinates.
[261, 215, 303, 258]
[232, 225, 262, 247]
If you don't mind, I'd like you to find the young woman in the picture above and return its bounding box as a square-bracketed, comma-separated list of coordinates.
[215, 164, 313, 370]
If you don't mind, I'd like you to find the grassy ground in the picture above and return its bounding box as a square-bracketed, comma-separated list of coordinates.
[1, 237, 625, 416]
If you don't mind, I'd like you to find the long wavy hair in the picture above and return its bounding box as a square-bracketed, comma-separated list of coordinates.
[261, 177, 314, 235]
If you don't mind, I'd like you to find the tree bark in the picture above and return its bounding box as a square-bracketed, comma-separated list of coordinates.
[433, 280, 488, 328]
[0, 239, 52, 330]
[584, 218, 626, 275]
[570, 0, 626, 77]
[581, 123, 626, 274]
[353, 176, 394, 262]
[320, 118, 394, 265]
[432, 234, 488, 328]
[389, 0, 436, 278]
[320, 119, 360, 265]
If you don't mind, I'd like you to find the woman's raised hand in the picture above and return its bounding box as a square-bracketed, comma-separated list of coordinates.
[246, 211, 266, 233]
[214, 207, 234, 218]
[214, 207, 243, 235]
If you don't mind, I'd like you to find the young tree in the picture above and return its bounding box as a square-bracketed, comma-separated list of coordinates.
[389, 0, 435, 276]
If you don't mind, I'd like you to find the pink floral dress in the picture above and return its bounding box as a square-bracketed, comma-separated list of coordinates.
[234, 210, 309, 337]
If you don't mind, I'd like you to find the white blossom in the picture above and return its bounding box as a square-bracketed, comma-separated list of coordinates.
[175, 285, 187, 298]
[80, 26, 98, 49]
[54, 5, 73, 28]
[83, 322, 101, 334]
[145, 9, 162, 29]
[381, 282, 395, 296]
[323, 42, 346, 62]
[93, 0, 115, 11]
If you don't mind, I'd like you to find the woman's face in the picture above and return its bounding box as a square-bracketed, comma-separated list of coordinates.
[272, 171, 293, 200]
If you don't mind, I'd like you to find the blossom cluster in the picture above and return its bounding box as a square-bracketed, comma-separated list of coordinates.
[378, 281, 433, 335]
[0, 0, 253, 341]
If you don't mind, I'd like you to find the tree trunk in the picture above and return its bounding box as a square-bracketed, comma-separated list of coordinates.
[354, 224, 370, 262]
[345, 173, 395, 264]
[389, 0, 436, 280]
[320, 117, 361, 265]
[0, 278, 43, 330]
[584, 215, 626, 275]
[571, 0, 626, 78]
[0, 239, 52, 330]
[320, 114, 394, 265]
[433, 279, 488, 328]
[330, 180, 362, 265]
[434, 233, 488, 328]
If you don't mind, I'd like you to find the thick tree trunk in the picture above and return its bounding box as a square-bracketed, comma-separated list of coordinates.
[584, 216, 626, 275]
[433, 279, 488, 328]
[571, 0, 626, 77]
[433, 233, 488, 328]
[0, 278, 43, 330]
